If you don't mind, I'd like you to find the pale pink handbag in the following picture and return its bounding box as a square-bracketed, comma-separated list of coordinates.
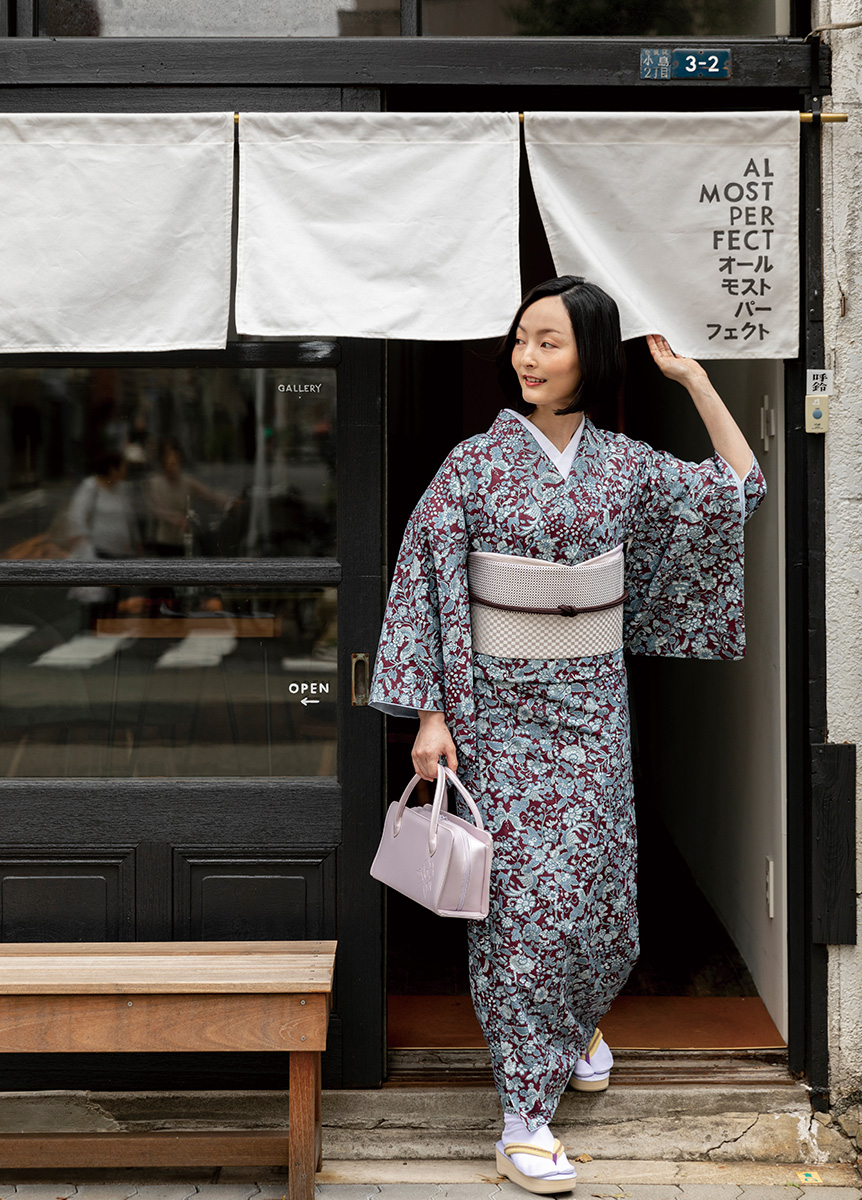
[370, 764, 492, 919]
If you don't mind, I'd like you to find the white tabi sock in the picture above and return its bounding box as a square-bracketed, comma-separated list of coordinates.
[499, 1114, 576, 1180]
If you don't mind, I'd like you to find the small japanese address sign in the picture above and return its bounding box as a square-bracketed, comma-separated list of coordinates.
[641, 48, 732, 80]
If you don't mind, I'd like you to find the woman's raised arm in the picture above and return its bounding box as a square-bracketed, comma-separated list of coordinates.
[646, 334, 753, 481]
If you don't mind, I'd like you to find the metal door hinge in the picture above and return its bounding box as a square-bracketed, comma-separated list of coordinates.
[760, 395, 777, 452]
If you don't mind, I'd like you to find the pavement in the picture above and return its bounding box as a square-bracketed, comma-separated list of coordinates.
[0, 1161, 860, 1199]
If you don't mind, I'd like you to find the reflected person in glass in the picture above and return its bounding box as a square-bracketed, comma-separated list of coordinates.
[145, 437, 239, 557]
[66, 452, 141, 560]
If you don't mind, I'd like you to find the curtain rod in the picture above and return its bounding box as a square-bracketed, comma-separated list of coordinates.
[232, 112, 848, 124]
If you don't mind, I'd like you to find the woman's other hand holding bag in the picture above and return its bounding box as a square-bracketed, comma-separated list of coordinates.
[413, 710, 458, 780]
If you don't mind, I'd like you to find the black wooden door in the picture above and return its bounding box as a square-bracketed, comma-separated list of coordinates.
[0, 338, 385, 1089]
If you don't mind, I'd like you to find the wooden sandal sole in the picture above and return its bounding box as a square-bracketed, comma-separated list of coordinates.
[569, 1075, 610, 1092]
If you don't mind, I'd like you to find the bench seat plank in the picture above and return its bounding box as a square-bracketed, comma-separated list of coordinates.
[0, 941, 335, 957]
[0, 952, 336, 993]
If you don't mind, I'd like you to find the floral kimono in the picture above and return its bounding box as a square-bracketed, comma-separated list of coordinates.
[370, 408, 766, 1129]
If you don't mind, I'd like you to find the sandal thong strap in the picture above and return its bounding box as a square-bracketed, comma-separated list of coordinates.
[583, 1027, 603, 1063]
[503, 1138, 565, 1165]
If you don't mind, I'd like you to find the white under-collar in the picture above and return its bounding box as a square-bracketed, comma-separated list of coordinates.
[504, 409, 585, 480]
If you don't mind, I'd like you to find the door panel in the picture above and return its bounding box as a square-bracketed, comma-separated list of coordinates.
[174, 849, 336, 942]
[0, 851, 135, 941]
[0, 338, 385, 1088]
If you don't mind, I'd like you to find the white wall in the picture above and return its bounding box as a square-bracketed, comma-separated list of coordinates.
[636, 363, 788, 1039]
[814, 0, 862, 1107]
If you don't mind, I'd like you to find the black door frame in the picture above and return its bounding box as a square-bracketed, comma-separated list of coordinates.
[0, 31, 833, 1093]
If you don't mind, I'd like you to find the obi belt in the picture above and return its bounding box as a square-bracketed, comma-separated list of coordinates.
[468, 545, 626, 659]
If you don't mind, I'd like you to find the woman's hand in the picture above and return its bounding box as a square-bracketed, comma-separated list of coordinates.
[645, 335, 754, 481]
[646, 334, 709, 389]
[412, 711, 458, 782]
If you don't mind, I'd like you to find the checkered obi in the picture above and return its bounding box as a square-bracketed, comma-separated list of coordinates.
[468, 546, 626, 659]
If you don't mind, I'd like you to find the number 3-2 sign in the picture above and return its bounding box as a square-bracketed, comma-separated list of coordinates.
[672, 48, 732, 78]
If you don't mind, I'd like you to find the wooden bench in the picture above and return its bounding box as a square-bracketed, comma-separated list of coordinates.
[0, 940, 336, 1198]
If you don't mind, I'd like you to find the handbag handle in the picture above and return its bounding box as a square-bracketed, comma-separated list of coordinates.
[441, 766, 485, 831]
[392, 764, 484, 856]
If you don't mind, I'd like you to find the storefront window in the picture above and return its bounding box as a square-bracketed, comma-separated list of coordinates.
[0, 585, 337, 778]
[0, 366, 336, 561]
[38, 0, 399, 36]
[35, 0, 787, 35]
[422, 0, 786, 36]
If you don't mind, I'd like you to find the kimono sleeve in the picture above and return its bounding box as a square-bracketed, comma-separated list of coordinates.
[369, 450, 473, 746]
[623, 441, 766, 661]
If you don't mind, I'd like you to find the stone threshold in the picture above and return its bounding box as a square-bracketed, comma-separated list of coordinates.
[385, 1049, 792, 1088]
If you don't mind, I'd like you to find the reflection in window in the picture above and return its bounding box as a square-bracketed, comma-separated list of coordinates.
[39, 0, 399, 36]
[422, 0, 783, 35]
[0, 367, 336, 560]
[0, 587, 337, 779]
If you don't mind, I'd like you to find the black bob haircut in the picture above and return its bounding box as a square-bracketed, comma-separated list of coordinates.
[497, 275, 625, 417]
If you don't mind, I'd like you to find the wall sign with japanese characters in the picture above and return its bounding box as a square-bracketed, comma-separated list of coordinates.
[523, 110, 799, 358]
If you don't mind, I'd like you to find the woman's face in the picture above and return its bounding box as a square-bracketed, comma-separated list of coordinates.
[99, 461, 126, 486]
[511, 295, 582, 412]
[162, 446, 182, 479]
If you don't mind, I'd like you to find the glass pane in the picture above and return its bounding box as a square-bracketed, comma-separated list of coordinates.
[0, 366, 336, 560]
[39, 0, 399, 36]
[423, 0, 784, 36]
[0, 586, 337, 778]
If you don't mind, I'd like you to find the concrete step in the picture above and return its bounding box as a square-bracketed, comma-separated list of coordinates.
[0, 1054, 853, 1166]
[320, 1080, 853, 1164]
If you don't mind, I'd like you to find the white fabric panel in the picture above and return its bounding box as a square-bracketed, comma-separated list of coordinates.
[524, 111, 799, 359]
[236, 112, 521, 340]
[0, 113, 234, 352]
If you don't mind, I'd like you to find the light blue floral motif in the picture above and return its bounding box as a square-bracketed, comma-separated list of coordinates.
[370, 409, 766, 1131]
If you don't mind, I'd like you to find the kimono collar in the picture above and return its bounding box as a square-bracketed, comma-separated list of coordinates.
[502, 408, 586, 479]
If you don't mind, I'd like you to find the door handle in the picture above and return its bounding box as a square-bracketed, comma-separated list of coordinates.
[351, 653, 370, 706]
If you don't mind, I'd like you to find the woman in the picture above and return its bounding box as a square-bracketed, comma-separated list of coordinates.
[370, 276, 765, 1194]
[67, 451, 141, 560]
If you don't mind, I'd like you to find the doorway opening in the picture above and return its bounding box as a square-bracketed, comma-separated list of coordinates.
[383, 332, 787, 1065]
[382, 116, 786, 1062]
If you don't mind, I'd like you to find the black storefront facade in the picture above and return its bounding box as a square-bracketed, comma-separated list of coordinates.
[0, 1, 851, 1113]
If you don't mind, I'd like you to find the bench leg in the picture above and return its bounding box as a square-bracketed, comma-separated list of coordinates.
[289, 1050, 319, 1200]
[314, 1050, 323, 1171]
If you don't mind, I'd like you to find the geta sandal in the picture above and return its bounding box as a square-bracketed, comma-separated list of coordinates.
[495, 1138, 576, 1195]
